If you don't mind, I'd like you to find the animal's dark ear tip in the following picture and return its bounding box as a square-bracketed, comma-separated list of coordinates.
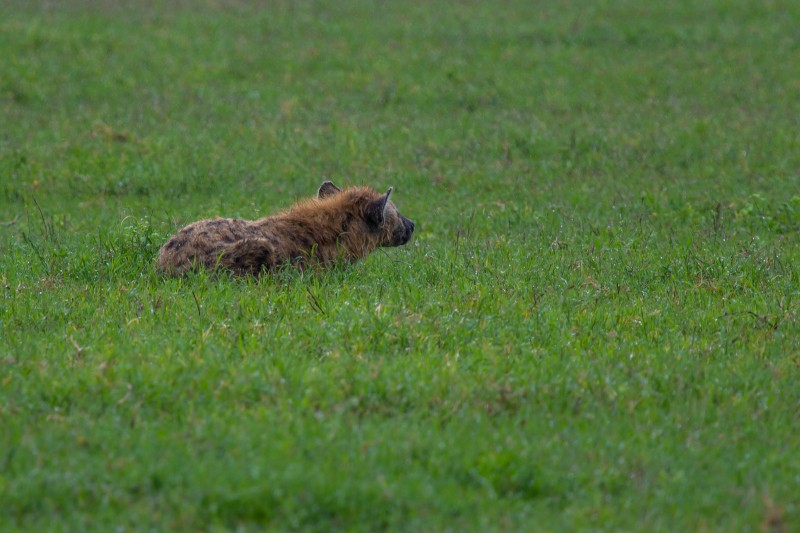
[318, 181, 342, 198]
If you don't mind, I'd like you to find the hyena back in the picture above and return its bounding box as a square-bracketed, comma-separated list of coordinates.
[157, 182, 415, 276]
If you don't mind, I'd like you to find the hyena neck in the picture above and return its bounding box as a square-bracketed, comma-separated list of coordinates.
[276, 193, 379, 260]
[279, 203, 348, 242]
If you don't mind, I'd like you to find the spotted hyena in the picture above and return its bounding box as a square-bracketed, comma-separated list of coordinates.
[157, 181, 415, 276]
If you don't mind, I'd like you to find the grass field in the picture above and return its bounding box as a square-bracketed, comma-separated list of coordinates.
[2, 0, 800, 530]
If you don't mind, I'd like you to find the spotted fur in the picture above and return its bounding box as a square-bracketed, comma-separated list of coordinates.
[157, 182, 415, 276]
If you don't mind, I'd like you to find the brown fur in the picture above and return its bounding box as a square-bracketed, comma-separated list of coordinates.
[157, 182, 415, 276]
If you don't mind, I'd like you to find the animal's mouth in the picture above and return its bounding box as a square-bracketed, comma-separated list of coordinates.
[384, 217, 415, 247]
[399, 218, 415, 245]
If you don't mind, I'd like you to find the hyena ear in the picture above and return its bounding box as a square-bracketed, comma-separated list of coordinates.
[366, 187, 393, 226]
[318, 181, 342, 198]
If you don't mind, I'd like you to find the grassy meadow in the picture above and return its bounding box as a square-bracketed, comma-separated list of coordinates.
[2, 0, 800, 530]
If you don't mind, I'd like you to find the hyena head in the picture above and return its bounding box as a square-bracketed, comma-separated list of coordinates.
[318, 181, 415, 247]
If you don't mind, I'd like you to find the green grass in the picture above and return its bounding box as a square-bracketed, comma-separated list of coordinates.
[2, 0, 800, 530]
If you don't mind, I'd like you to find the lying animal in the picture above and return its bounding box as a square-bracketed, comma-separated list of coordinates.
[157, 181, 415, 276]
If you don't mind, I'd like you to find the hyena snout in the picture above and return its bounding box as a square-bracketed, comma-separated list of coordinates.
[391, 215, 415, 246]
[404, 217, 415, 241]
